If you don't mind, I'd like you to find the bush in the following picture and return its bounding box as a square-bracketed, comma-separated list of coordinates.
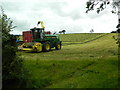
[1, 8, 28, 88]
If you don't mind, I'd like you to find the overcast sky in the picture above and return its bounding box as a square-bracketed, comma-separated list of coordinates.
[0, 0, 118, 34]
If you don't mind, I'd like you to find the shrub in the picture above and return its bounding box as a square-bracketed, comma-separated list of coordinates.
[1, 8, 28, 88]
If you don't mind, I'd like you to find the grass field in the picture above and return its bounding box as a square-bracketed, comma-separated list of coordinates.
[60, 33, 103, 41]
[19, 33, 119, 88]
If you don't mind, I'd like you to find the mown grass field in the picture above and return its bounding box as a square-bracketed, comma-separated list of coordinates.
[60, 33, 103, 42]
[18, 33, 119, 88]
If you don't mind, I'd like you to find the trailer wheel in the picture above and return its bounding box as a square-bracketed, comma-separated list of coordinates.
[42, 42, 51, 52]
[55, 42, 61, 50]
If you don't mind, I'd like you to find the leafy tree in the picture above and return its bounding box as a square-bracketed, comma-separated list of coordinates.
[59, 31, 62, 34]
[86, 0, 119, 14]
[90, 29, 94, 33]
[59, 30, 66, 34]
[1, 8, 28, 88]
[62, 30, 66, 34]
[86, 0, 120, 47]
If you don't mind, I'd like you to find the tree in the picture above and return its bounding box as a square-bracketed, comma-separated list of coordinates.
[86, 0, 119, 14]
[86, 0, 120, 47]
[62, 30, 66, 34]
[59, 30, 66, 34]
[90, 29, 94, 33]
[1, 8, 28, 88]
[59, 31, 62, 34]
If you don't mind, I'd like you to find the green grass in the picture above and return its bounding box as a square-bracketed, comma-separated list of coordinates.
[60, 33, 104, 42]
[23, 57, 118, 88]
[19, 33, 119, 88]
[60, 33, 107, 46]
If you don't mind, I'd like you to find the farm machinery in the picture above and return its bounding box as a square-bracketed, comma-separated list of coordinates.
[18, 21, 62, 52]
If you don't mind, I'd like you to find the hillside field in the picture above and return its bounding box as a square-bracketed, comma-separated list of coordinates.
[18, 33, 119, 88]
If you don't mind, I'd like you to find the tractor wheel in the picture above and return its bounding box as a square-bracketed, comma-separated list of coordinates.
[42, 42, 51, 52]
[55, 42, 61, 50]
[33, 42, 42, 52]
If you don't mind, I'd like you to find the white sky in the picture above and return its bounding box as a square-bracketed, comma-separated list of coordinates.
[0, 0, 118, 34]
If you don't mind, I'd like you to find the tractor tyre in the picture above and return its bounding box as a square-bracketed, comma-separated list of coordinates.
[42, 42, 51, 52]
[34, 42, 42, 52]
[55, 42, 61, 50]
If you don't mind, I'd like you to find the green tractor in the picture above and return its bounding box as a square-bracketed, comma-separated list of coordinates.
[18, 21, 62, 52]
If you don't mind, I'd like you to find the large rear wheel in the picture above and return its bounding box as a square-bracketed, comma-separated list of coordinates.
[55, 42, 61, 50]
[42, 42, 51, 52]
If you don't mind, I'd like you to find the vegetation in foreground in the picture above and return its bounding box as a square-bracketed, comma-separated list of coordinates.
[19, 33, 119, 88]
[1, 9, 28, 88]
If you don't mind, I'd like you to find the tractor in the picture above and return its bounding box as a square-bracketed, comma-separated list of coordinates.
[18, 21, 62, 52]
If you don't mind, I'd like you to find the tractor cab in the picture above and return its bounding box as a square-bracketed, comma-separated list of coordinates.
[30, 28, 45, 41]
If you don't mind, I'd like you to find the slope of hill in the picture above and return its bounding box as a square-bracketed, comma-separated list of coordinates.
[20, 33, 118, 88]
[60, 33, 108, 45]
[60, 33, 103, 42]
